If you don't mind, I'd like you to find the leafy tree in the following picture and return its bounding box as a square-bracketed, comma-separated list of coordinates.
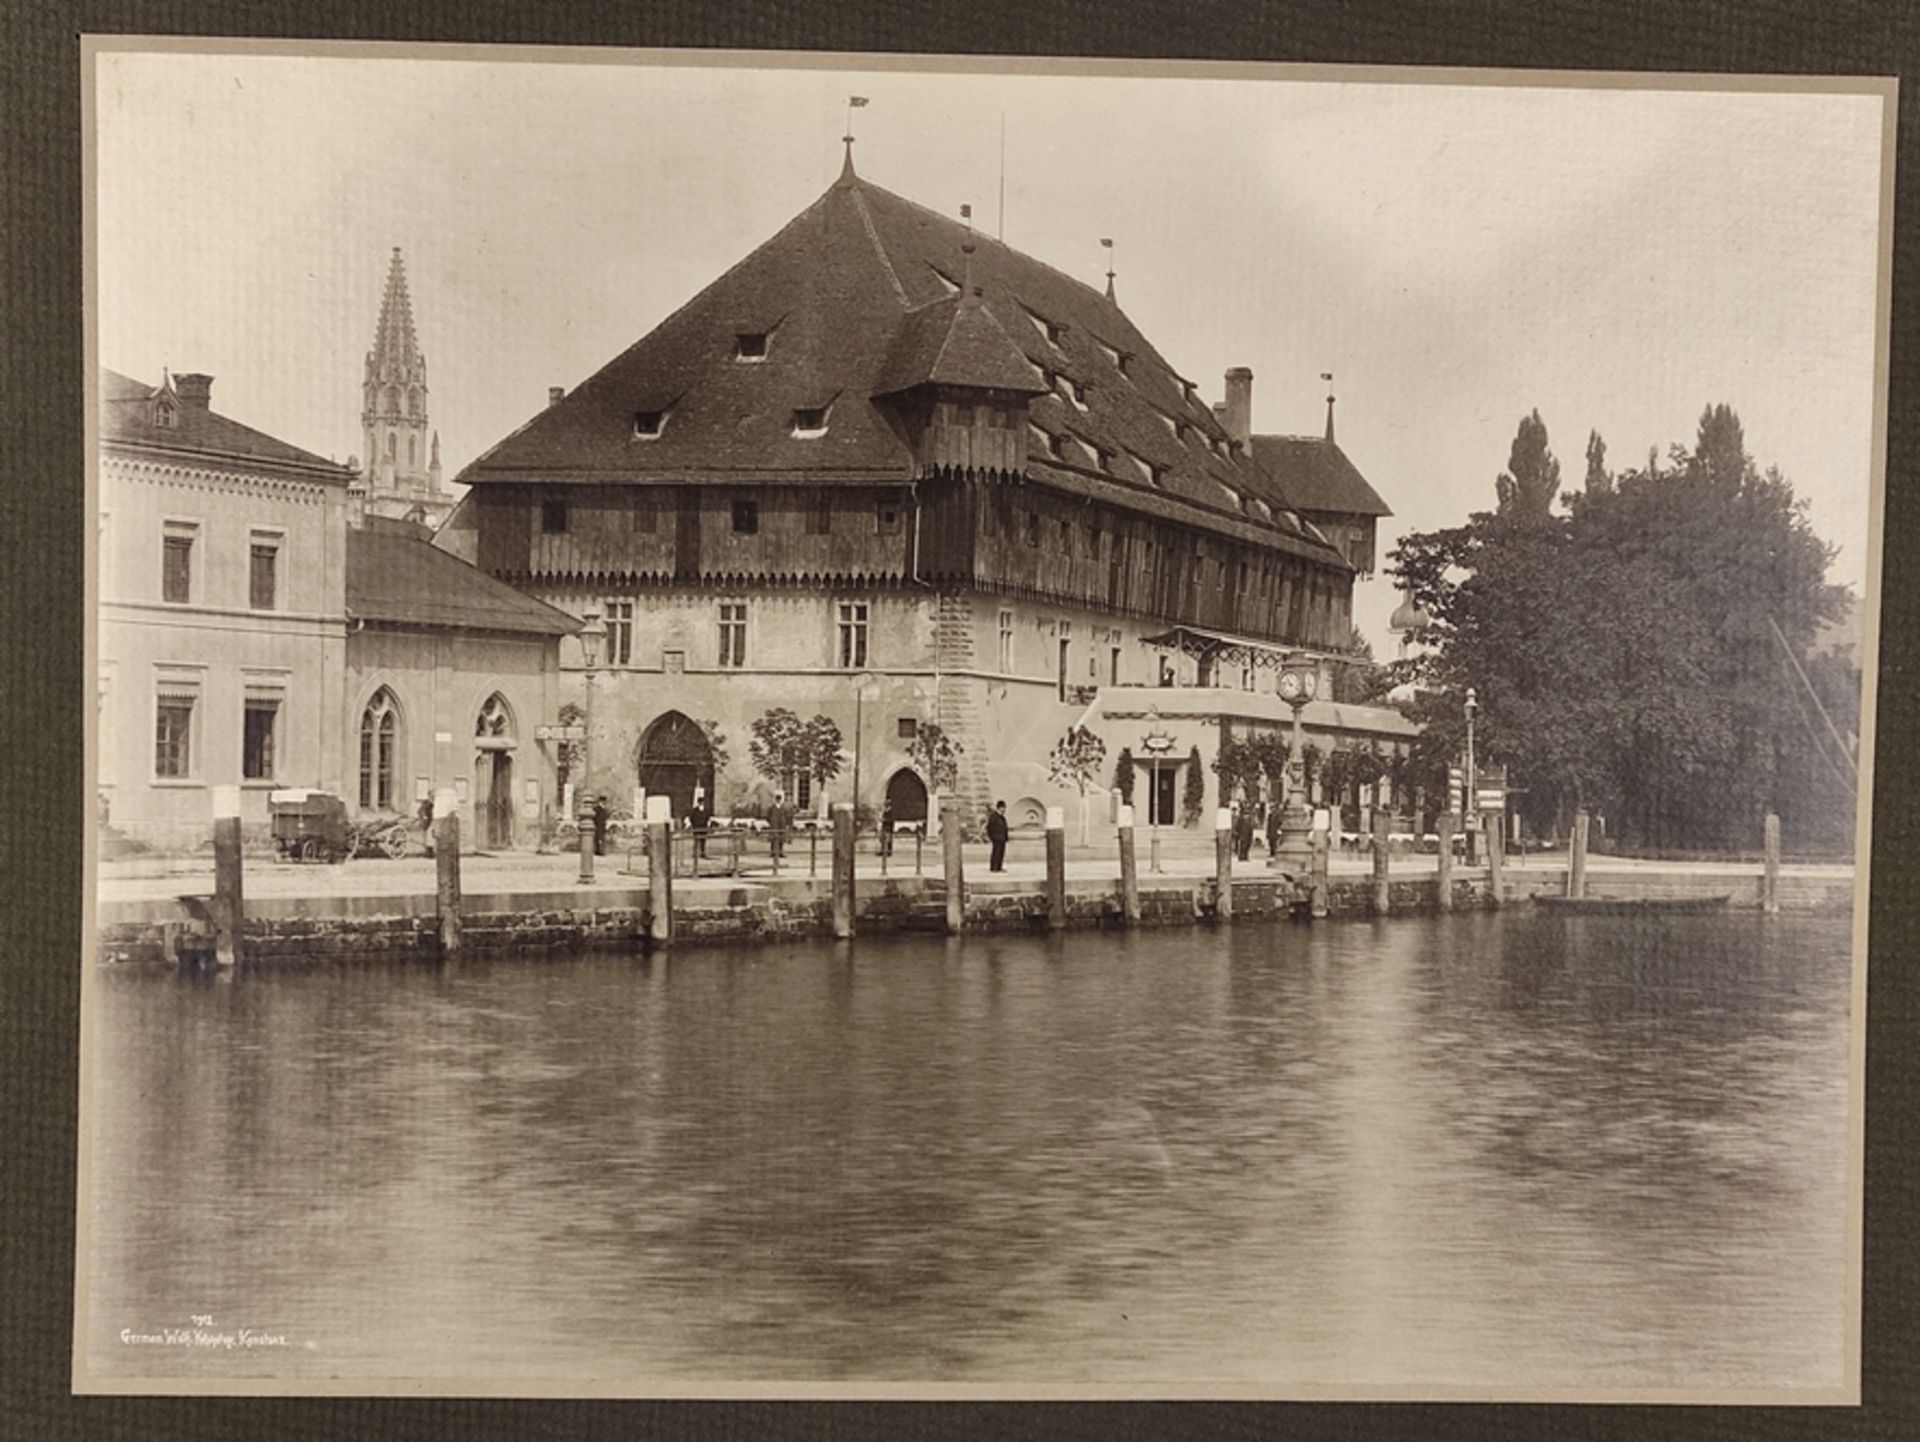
[1113, 746, 1136, 804]
[800, 716, 844, 799]
[904, 721, 964, 793]
[1181, 744, 1206, 826]
[1330, 626, 1393, 705]
[1052, 725, 1113, 841]
[748, 707, 808, 792]
[1211, 732, 1264, 802]
[1049, 725, 1109, 842]
[1390, 403, 1850, 850]
[1494, 409, 1561, 522]
[1584, 429, 1611, 496]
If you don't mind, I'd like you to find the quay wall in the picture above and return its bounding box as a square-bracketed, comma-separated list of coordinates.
[94, 864, 1855, 967]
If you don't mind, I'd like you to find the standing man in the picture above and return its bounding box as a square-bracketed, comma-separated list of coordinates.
[1234, 800, 1254, 861]
[879, 797, 896, 858]
[986, 800, 1010, 873]
[688, 795, 710, 861]
[768, 790, 788, 862]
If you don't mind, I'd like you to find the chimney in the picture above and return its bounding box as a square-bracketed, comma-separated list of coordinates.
[1222, 367, 1253, 447]
[346, 471, 368, 530]
[548, 386, 566, 408]
[175, 373, 213, 410]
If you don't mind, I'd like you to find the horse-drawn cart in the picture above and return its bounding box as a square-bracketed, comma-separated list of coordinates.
[269, 789, 353, 863]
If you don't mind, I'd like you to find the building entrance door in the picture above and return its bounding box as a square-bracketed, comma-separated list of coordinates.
[1152, 764, 1178, 827]
[487, 749, 514, 848]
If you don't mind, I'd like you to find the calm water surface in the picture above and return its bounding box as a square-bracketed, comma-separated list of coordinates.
[82, 911, 1853, 1390]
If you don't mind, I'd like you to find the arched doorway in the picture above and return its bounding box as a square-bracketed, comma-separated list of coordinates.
[638, 711, 714, 822]
[473, 692, 517, 849]
[884, 768, 929, 828]
[357, 688, 401, 812]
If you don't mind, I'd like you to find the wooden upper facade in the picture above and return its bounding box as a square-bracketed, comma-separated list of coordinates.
[457, 156, 1357, 651]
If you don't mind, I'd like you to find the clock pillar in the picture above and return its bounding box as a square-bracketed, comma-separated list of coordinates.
[1270, 650, 1319, 873]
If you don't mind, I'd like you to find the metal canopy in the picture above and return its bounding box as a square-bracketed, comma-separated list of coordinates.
[1138, 624, 1307, 673]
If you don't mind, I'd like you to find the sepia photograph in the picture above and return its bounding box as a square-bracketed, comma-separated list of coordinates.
[74, 41, 1889, 1401]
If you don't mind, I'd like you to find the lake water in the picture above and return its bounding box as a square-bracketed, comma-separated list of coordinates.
[79, 910, 1855, 1393]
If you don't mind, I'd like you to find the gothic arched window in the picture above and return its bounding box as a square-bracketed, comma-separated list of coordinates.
[476, 693, 514, 740]
[387, 432, 396, 460]
[408, 435, 416, 468]
[408, 389, 420, 418]
[359, 689, 400, 810]
[385, 386, 398, 414]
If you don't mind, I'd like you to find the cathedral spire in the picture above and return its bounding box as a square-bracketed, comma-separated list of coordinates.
[360, 247, 448, 528]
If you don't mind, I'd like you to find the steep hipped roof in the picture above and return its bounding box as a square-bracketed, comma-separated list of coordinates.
[1250, 434, 1392, 518]
[347, 524, 578, 635]
[100, 369, 349, 479]
[461, 165, 1348, 567]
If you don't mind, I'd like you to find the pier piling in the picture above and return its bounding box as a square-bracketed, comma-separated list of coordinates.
[1309, 826, 1329, 920]
[1214, 808, 1234, 923]
[831, 804, 855, 939]
[940, 795, 965, 935]
[211, 787, 243, 968]
[1486, 810, 1504, 907]
[1045, 807, 1067, 931]
[1569, 809, 1590, 899]
[433, 789, 461, 958]
[1372, 809, 1391, 916]
[1763, 812, 1781, 915]
[646, 795, 673, 948]
[1118, 805, 1140, 927]
[1436, 811, 1455, 913]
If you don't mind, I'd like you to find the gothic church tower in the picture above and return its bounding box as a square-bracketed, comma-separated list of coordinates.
[360, 247, 450, 527]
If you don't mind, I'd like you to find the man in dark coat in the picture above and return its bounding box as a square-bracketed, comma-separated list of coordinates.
[688, 797, 710, 860]
[986, 800, 1010, 872]
[879, 798, 896, 857]
[767, 792, 789, 861]
[1234, 801, 1255, 861]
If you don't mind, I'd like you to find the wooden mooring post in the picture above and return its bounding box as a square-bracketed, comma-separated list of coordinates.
[210, 786, 244, 968]
[646, 794, 673, 949]
[1486, 810, 1505, 907]
[1309, 826, 1330, 920]
[1763, 811, 1781, 916]
[1214, 808, 1234, 923]
[1568, 809, 1590, 899]
[1436, 812, 1455, 913]
[1117, 805, 1141, 927]
[1372, 809, 1391, 916]
[940, 794, 965, 935]
[433, 789, 461, 958]
[1045, 806, 1067, 931]
[831, 803, 855, 940]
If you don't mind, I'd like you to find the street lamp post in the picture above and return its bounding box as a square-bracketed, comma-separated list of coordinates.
[1271, 649, 1320, 871]
[576, 610, 606, 884]
[1463, 685, 1478, 866]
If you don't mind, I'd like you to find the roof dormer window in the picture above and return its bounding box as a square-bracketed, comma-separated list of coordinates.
[153, 398, 177, 429]
[1025, 308, 1065, 347]
[791, 406, 830, 438]
[930, 266, 961, 294]
[1093, 446, 1113, 475]
[633, 409, 667, 439]
[1058, 374, 1089, 412]
[735, 332, 769, 362]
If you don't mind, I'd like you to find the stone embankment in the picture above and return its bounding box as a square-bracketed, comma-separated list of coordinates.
[95, 862, 1854, 968]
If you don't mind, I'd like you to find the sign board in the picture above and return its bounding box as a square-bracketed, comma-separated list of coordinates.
[1476, 788, 1507, 811]
[536, 724, 587, 742]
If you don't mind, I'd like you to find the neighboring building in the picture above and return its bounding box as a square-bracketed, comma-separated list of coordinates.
[99, 367, 571, 852]
[359, 247, 453, 529]
[449, 152, 1375, 832]
[98, 369, 354, 850]
[344, 514, 576, 848]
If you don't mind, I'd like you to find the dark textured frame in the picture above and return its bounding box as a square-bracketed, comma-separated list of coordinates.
[6, 3, 1916, 1439]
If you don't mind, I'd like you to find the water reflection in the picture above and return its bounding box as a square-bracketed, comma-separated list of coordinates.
[83, 912, 1852, 1389]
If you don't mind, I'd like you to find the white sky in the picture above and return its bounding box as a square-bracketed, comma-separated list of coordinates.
[92, 49, 1888, 650]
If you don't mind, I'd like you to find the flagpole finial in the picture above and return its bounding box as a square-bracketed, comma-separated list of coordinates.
[1320, 372, 1336, 443]
[840, 96, 869, 181]
[1101, 238, 1115, 300]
